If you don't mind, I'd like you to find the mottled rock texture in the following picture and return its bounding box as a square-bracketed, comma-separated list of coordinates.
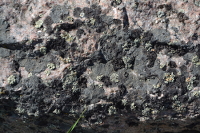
[0, 0, 200, 133]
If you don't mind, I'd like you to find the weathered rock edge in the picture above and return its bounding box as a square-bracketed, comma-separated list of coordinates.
[0, 0, 200, 133]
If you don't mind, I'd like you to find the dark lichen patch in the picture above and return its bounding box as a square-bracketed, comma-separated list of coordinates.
[165, 4, 172, 11]
[168, 61, 177, 68]
[122, 7, 129, 28]
[43, 16, 53, 34]
[76, 29, 85, 38]
[112, 58, 125, 71]
[151, 28, 171, 43]
[111, 0, 122, 7]
[46, 37, 67, 51]
[141, 31, 153, 43]
[100, 76, 112, 87]
[59, 21, 82, 32]
[129, 29, 143, 40]
[0, 47, 10, 57]
[73, 7, 82, 18]
[11, 60, 20, 71]
[146, 51, 157, 68]
[90, 50, 107, 64]
[43, 16, 53, 27]
[83, 5, 101, 19]
[192, 33, 198, 40]
[49, 5, 69, 23]
[177, 12, 189, 23]
[118, 84, 127, 96]
[113, 19, 122, 25]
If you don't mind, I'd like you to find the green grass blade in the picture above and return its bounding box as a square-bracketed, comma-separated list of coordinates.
[66, 109, 86, 133]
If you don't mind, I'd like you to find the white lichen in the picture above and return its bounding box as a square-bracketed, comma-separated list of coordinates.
[47, 63, 56, 70]
[7, 75, 16, 85]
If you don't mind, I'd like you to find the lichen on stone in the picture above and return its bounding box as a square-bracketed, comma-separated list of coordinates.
[185, 76, 196, 90]
[110, 73, 119, 83]
[47, 63, 56, 70]
[35, 20, 43, 29]
[163, 72, 175, 83]
[7, 75, 16, 85]
[108, 106, 117, 115]
[60, 32, 76, 43]
[40, 46, 47, 55]
[62, 71, 78, 90]
[130, 102, 136, 110]
[122, 98, 127, 106]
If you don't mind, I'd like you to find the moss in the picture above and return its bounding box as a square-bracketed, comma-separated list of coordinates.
[7, 75, 16, 85]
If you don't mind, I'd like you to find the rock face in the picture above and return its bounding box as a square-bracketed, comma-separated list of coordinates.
[0, 0, 200, 132]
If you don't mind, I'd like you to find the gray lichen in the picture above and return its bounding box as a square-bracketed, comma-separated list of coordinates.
[47, 63, 56, 70]
[108, 106, 117, 115]
[110, 73, 119, 83]
[163, 72, 175, 83]
[7, 75, 16, 85]
[35, 20, 43, 29]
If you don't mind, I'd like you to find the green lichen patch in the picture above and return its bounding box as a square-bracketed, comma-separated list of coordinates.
[163, 72, 175, 83]
[60, 32, 76, 43]
[47, 63, 56, 70]
[35, 20, 43, 29]
[192, 55, 200, 66]
[66, 16, 74, 23]
[185, 76, 196, 90]
[110, 73, 119, 83]
[62, 71, 79, 92]
[40, 46, 47, 55]
[108, 106, 117, 115]
[122, 56, 134, 69]
[7, 75, 16, 85]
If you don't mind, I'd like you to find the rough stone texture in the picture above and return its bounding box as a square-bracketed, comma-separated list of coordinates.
[0, 0, 200, 133]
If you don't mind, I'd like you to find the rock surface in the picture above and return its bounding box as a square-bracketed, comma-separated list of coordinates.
[0, 0, 200, 133]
